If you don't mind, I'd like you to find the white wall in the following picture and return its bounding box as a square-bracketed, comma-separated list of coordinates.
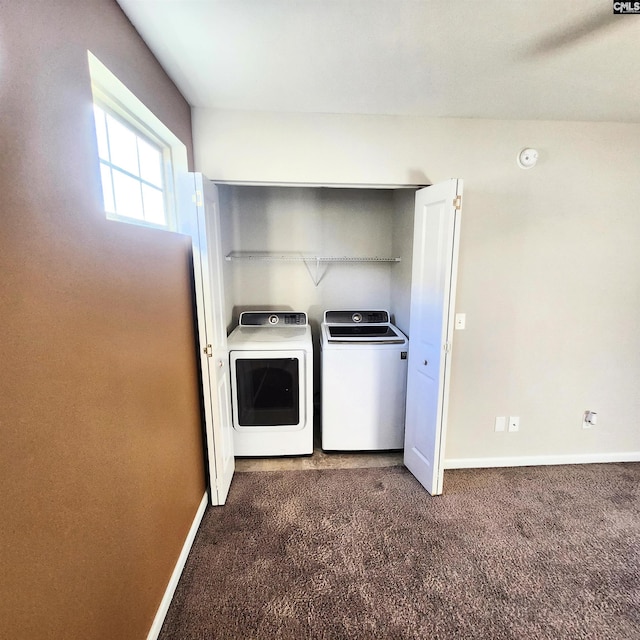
[195, 109, 640, 465]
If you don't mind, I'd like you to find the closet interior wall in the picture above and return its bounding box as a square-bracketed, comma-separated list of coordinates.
[218, 185, 414, 333]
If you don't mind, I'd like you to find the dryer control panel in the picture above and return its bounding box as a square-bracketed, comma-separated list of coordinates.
[239, 311, 308, 327]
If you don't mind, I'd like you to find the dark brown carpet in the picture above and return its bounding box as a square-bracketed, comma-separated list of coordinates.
[159, 463, 640, 639]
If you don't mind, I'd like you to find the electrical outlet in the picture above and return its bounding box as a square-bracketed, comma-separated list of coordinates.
[495, 416, 506, 432]
[508, 416, 520, 432]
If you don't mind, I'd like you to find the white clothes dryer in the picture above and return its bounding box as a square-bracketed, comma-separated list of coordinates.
[321, 310, 408, 451]
[228, 311, 313, 457]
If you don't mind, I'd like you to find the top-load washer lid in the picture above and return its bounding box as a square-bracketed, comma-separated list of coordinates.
[322, 310, 407, 344]
[327, 325, 401, 339]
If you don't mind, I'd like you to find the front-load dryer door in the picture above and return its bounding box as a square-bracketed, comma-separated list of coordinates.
[230, 350, 306, 431]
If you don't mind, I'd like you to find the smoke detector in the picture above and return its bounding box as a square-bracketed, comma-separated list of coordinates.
[517, 148, 539, 169]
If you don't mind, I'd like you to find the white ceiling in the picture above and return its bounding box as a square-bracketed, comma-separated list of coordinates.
[116, 0, 640, 122]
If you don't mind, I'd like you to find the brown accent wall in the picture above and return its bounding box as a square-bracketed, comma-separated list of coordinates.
[0, 2, 205, 638]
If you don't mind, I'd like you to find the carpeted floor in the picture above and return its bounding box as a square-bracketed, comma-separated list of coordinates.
[159, 463, 640, 639]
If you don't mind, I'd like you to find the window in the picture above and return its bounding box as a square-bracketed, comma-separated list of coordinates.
[87, 52, 188, 231]
[93, 104, 168, 226]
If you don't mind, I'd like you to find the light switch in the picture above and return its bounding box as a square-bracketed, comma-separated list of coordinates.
[455, 313, 466, 330]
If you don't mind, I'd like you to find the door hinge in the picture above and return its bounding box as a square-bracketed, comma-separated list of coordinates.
[444, 341, 452, 353]
[203, 344, 213, 357]
[453, 195, 462, 210]
[193, 190, 203, 208]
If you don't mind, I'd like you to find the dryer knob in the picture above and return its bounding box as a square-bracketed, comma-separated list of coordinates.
[268, 314, 279, 325]
[352, 313, 362, 323]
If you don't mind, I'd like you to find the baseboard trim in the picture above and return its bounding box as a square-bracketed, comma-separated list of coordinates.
[146, 492, 208, 640]
[444, 451, 640, 470]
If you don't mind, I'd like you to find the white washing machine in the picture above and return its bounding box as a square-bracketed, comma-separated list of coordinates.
[228, 311, 313, 457]
[321, 310, 408, 451]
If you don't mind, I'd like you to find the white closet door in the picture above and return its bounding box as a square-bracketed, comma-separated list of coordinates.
[179, 173, 234, 506]
[404, 179, 463, 496]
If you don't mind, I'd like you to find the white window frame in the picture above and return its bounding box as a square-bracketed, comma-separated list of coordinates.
[87, 51, 188, 231]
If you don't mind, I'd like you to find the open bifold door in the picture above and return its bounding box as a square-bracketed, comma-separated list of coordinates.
[404, 179, 463, 496]
[178, 173, 234, 506]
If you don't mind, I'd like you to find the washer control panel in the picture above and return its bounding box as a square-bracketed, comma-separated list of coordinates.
[239, 311, 308, 327]
[324, 310, 389, 325]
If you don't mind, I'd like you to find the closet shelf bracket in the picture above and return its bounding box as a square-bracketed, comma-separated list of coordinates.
[302, 258, 327, 287]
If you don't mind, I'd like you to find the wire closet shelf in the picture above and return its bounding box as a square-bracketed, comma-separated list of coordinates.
[225, 252, 401, 286]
